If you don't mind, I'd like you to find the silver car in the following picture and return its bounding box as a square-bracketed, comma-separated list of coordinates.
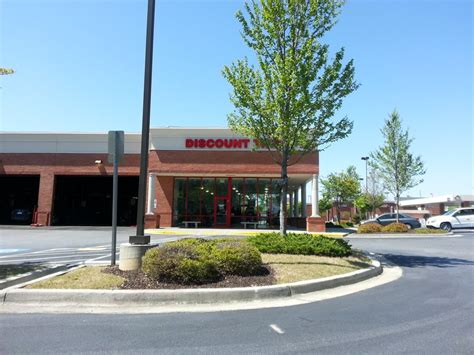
[363, 213, 421, 229]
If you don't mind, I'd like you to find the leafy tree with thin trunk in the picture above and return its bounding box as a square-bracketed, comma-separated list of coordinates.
[0, 68, 14, 75]
[318, 195, 333, 222]
[321, 166, 361, 223]
[223, 0, 359, 235]
[355, 169, 385, 219]
[370, 110, 425, 222]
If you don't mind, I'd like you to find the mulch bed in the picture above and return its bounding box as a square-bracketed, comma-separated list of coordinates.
[102, 266, 276, 289]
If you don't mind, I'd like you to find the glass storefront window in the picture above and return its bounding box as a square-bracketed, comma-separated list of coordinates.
[244, 178, 257, 222]
[173, 178, 186, 225]
[187, 179, 201, 217]
[201, 178, 215, 227]
[172, 177, 280, 228]
[258, 179, 271, 225]
[215, 178, 228, 197]
[271, 179, 281, 227]
[231, 178, 244, 226]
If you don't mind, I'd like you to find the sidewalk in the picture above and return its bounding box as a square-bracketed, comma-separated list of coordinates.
[144, 227, 346, 238]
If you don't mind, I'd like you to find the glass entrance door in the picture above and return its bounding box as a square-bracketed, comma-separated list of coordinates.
[213, 177, 231, 227]
[214, 197, 230, 226]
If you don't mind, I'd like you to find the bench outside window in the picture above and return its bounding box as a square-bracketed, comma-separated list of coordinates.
[183, 221, 201, 228]
[240, 221, 260, 229]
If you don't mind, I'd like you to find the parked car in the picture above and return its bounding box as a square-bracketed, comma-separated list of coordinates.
[362, 213, 421, 229]
[10, 208, 32, 223]
[426, 207, 474, 231]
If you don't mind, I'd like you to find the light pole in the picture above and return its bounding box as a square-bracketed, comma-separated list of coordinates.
[361, 156, 369, 193]
[130, 0, 156, 245]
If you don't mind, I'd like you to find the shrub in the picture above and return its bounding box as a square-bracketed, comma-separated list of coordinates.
[141, 241, 220, 284]
[210, 240, 262, 276]
[381, 223, 409, 233]
[415, 228, 446, 234]
[325, 222, 342, 229]
[341, 221, 354, 228]
[141, 238, 263, 284]
[352, 215, 362, 225]
[247, 233, 352, 257]
[357, 223, 382, 233]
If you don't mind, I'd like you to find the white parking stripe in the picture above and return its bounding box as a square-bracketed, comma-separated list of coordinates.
[269, 324, 285, 334]
[0, 253, 111, 263]
[0, 248, 72, 259]
[87, 254, 112, 262]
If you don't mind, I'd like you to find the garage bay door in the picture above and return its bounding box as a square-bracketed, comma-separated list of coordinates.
[52, 176, 139, 226]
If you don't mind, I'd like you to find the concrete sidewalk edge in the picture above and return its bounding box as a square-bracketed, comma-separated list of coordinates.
[349, 232, 454, 238]
[0, 258, 382, 306]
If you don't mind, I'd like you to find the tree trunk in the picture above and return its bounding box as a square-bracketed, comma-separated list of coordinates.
[396, 193, 400, 222]
[279, 153, 289, 235]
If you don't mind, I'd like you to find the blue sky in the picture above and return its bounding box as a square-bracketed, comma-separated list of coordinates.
[1, 0, 472, 197]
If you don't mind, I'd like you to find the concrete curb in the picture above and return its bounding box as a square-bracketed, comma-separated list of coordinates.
[348, 232, 453, 238]
[0, 258, 382, 306]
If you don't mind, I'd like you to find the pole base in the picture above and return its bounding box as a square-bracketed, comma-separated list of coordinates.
[306, 216, 326, 232]
[119, 243, 154, 271]
[129, 235, 151, 244]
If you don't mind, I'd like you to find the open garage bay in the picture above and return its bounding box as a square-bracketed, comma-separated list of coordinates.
[52, 176, 138, 226]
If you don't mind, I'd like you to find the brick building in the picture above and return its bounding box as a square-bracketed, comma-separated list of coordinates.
[0, 128, 325, 231]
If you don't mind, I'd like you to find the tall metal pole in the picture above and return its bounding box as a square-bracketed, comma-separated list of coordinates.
[130, 0, 156, 244]
[111, 149, 118, 265]
[361, 157, 369, 192]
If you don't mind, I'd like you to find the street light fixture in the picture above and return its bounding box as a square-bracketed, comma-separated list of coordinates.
[361, 157, 369, 193]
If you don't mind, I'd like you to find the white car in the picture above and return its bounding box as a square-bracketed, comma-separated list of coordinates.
[426, 207, 474, 231]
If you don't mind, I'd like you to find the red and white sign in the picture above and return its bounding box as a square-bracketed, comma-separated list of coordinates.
[185, 138, 261, 149]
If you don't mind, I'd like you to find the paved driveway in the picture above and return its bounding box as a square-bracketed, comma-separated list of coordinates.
[0, 227, 183, 267]
[1, 230, 473, 354]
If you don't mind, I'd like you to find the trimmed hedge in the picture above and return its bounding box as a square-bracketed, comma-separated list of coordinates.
[141, 238, 262, 284]
[357, 223, 382, 233]
[415, 228, 447, 234]
[247, 233, 352, 257]
[210, 240, 262, 276]
[381, 223, 409, 233]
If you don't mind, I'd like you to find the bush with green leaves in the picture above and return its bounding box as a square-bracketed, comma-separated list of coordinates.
[414, 228, 446, 234]
[247, 233, 352, 257]
[141, 238, 263, 284]
[357, 223, 382, 233]
[141, 241, 219, 284]
[210, 240, 262, 276]
[381, 222, 409, 233]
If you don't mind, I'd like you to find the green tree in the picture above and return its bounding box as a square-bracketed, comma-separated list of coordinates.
[318, 195, 333, 221]
[0, 68, 14, 75]
[321, 166, 361, 223]
[223, 0, 359, 234]
[355, 192, 384, 219]
[370, 110, 425, 222]
[355, 169, 385, 219]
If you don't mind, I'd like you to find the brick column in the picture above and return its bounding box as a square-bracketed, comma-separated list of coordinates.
[37, 173, 55, 226]
[154, 176, 174, 227]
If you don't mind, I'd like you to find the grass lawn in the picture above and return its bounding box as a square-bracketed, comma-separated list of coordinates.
[26, 254, 371, 289]
[262, 254, 371, 284]
[27, 266, 124, 289]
